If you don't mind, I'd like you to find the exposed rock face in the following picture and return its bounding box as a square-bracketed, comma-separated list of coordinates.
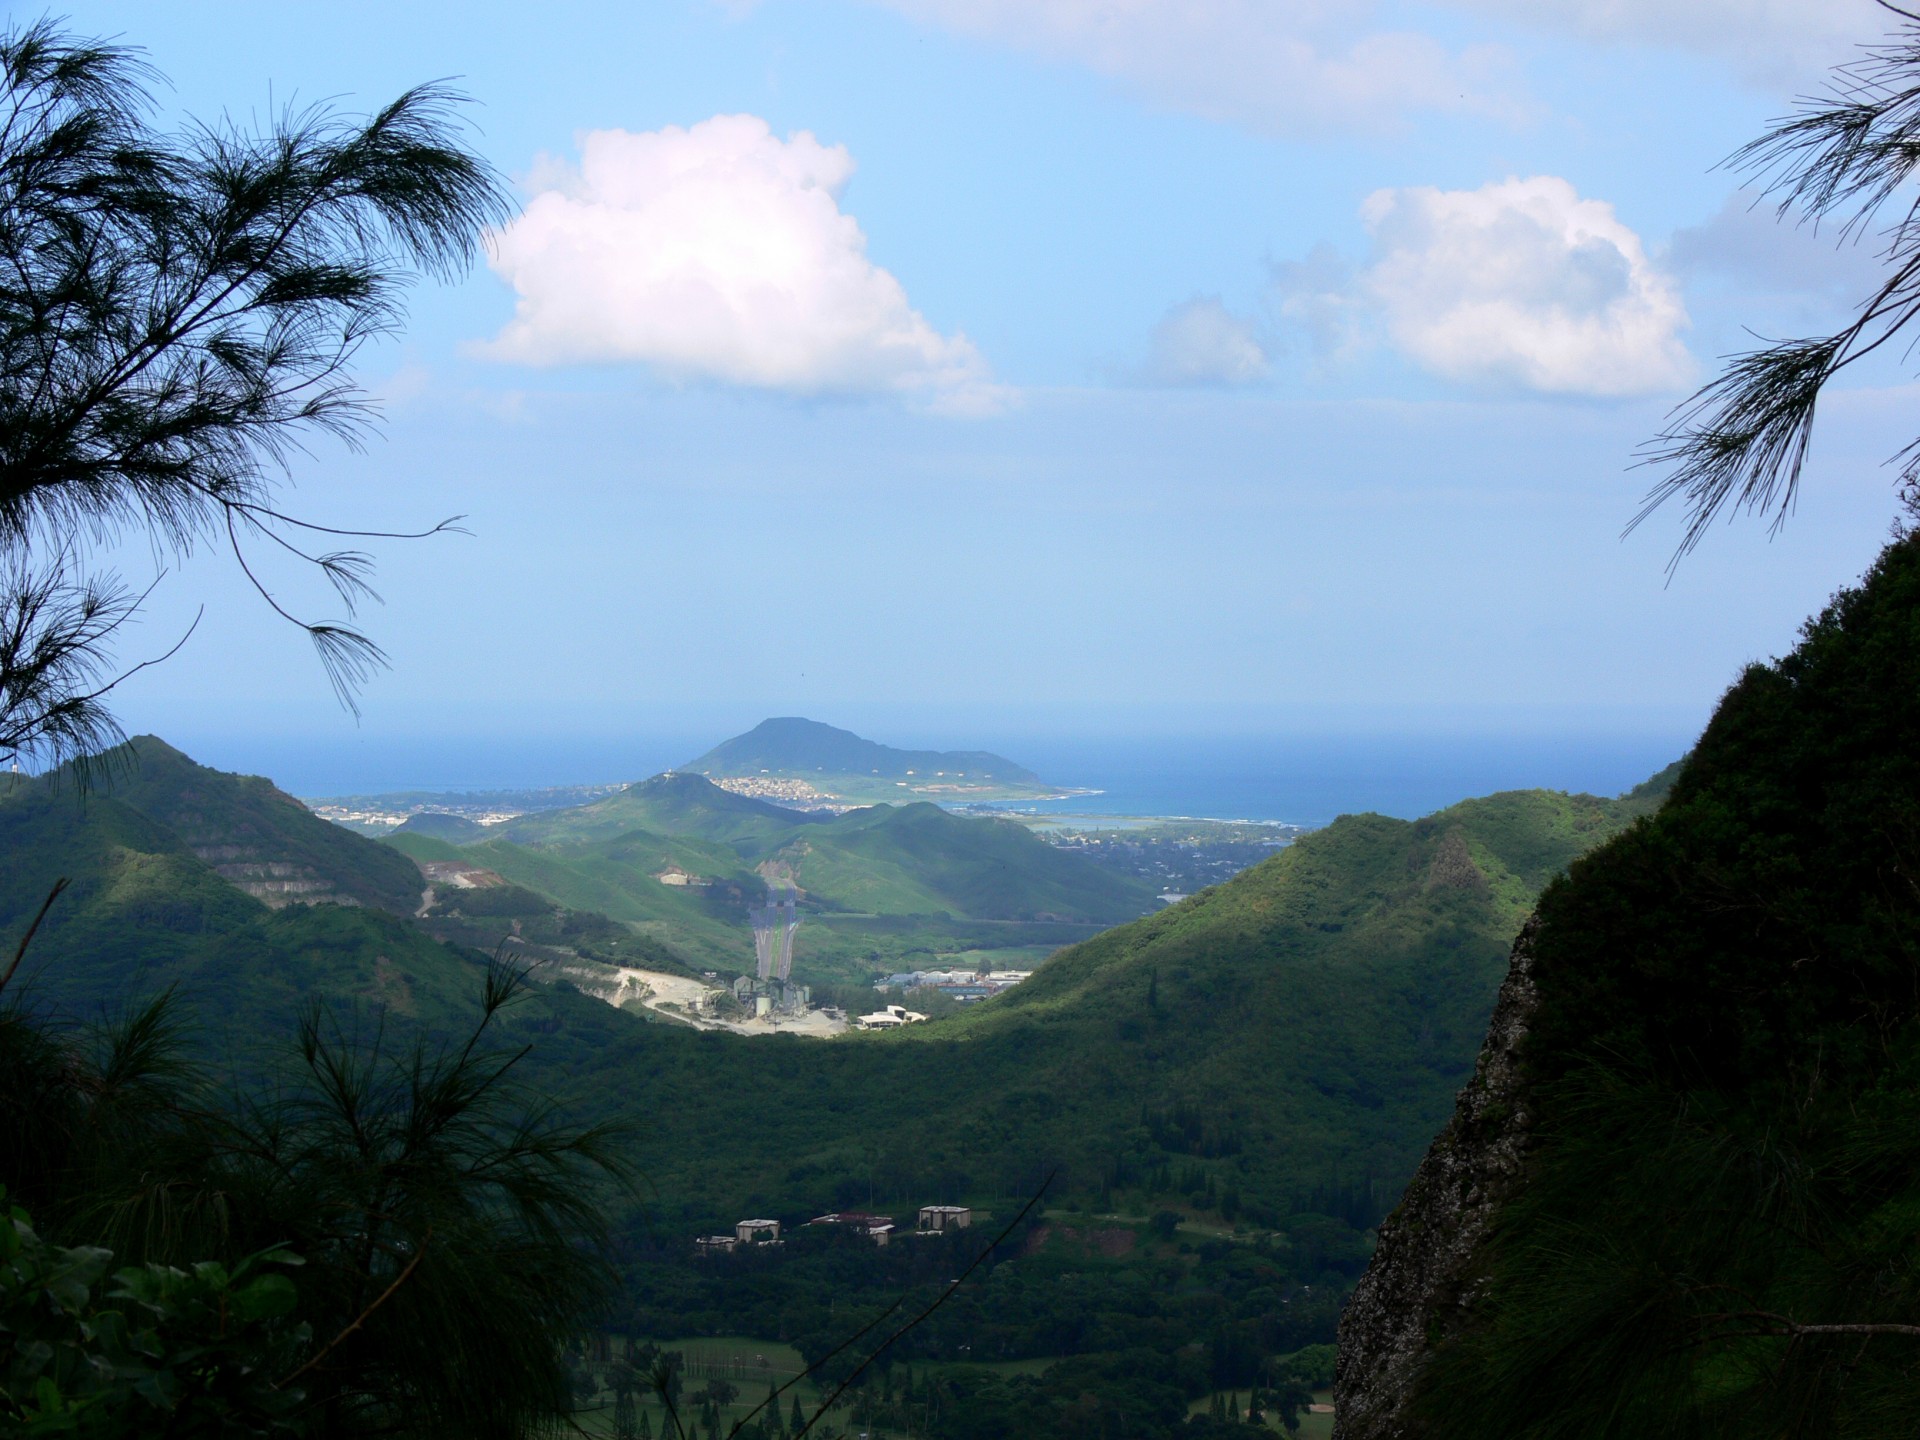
[103, 737, 425, 915]
[193, 849, 357, 907]
[1332, 918, 1542, 1439]
[1422, 829, 1487, 894]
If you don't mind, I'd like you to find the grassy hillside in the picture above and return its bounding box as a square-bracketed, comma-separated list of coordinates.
[390, 810, 491, 843]
[392, 773, 1154, 978]
[451, 834, 760, 972]
[502, 773, 823, 850]
[762, 803, 1157, 922]
[0, 775, 505, 1049]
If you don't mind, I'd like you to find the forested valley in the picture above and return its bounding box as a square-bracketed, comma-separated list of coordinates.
[9, 8, 1920, 1440]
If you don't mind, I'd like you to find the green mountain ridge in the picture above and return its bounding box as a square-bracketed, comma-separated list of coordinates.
[2, 726, 1686, 1438]
[530, 779, 1667, 1233]
[414, 772, 1158, 971]
[758, 801, 1157, 921]
[0, 770, 499, 1046]
[101, 736, 424, 914]
[5, 730, 1671, 1236]
[390, 810, 491, 843]
[501, 771, 832, 850]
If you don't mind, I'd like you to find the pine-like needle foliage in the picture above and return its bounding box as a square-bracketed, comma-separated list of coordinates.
[0, 955, 631, 1439]
[1638, 2, 1920, 561]
[0, 20, 509, 765]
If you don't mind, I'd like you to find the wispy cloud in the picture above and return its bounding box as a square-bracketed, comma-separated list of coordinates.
[1140, 297, 1268, 387]
[809, 0, 1875, 141]
[1455, 0, 1871, 86]
[863, 0, 1524, 137]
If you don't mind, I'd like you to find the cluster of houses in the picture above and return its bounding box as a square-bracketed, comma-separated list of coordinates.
[695, 1205, 973, 1256]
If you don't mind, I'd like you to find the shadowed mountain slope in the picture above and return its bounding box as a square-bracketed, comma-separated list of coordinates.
[1338, 534, 1920, 1440]
[95, 736, 424, 914]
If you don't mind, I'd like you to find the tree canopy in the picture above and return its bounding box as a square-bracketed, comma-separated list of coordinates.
[1640, 0, 1920, 559]
[0, 20, 508, 769]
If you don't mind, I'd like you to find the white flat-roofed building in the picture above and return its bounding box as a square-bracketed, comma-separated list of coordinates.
[917, 1205, 972, 1233]
[855, 1004, 927, 1030]
[735, 1218, 782, 1246]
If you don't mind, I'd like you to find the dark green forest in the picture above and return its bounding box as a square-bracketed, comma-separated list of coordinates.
[1402, 533, 1920, 1436]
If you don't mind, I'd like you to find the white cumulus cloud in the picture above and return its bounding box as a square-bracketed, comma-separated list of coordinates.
[1143, 297, 1268, 386]
[478, 115, 1000, 411]
[867, 0, 1520, 136]
[1356, 176, 1692, 397]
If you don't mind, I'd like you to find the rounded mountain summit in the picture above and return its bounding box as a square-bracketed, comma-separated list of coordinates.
[680, 718, 1065, 807]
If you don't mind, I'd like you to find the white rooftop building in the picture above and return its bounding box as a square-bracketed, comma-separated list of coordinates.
[917, 1205, 973, 1233]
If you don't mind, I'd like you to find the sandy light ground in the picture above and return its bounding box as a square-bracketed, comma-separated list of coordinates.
[565, 965, 849, 1038]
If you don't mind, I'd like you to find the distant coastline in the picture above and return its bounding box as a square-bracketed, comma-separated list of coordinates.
[284, 730, 1687, 832]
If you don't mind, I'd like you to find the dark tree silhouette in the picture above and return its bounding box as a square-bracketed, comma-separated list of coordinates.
[1638, 1, 1920, 561]
[1, 952, 631, 1438]
[0, 20, 508, 768]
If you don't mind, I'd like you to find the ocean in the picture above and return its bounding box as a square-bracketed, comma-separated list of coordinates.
[184, 728, 1693, 830]
[974, 733, 1687, 828]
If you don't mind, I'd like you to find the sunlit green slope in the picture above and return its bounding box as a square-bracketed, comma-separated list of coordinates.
[760, 802, 1157, 921]
[501, 772, 821, 850]
[551, 781, 1663, 1228]
[396, 774, 1154, 964]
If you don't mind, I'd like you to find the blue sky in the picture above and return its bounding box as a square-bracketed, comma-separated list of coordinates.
[33, 0, 1913, 783]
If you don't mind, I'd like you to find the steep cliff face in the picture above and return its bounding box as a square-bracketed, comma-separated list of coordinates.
[1332, 533, 1920, 1438]
[1331, 921, 1538, 1440]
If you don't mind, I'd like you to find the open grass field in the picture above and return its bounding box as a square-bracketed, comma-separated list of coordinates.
[659, 1335, 809, 1379]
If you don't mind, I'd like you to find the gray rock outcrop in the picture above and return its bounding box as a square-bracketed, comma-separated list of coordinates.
[1332, 917, 1542, 1439]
